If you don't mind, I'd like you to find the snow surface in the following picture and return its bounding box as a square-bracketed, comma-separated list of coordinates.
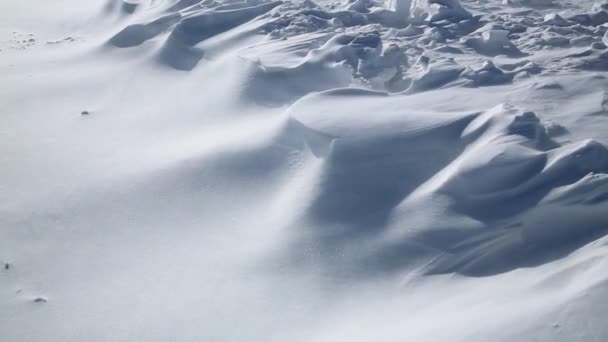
[2, 0, 608, 341]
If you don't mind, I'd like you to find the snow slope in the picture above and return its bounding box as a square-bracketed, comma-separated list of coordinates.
[1, 0, 608, 341]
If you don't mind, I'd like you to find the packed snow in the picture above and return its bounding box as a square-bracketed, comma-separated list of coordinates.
[1, 0, 608, 341]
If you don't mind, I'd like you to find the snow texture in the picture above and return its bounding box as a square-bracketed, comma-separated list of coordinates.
[2, 0, 608, 341]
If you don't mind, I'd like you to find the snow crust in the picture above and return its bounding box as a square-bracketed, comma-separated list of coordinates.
[2, 0, 608, 341]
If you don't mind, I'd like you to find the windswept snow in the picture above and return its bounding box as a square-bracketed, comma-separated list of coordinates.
[2, 0, 608, 341]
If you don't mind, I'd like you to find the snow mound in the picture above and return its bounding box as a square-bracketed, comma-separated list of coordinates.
[285, 94, 608, 278]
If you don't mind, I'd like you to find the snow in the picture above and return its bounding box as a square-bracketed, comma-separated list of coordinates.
[2, 0, 608, 341]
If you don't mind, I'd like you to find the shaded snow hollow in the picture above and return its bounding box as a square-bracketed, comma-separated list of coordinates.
[2, 0, 608, 341]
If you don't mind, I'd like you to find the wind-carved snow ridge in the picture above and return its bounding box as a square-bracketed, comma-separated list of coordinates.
[104, 0, 608, 98]
[282, 94, 608, 277]
[100, 0, 608, 289]
[417, 105, 608, 276]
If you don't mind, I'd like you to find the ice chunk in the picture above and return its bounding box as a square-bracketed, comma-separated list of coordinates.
[465, 29, 524, 57]
[409, 0, 472, 24]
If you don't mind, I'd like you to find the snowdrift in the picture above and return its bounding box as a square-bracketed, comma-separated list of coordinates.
[2, 0, 608, 341]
